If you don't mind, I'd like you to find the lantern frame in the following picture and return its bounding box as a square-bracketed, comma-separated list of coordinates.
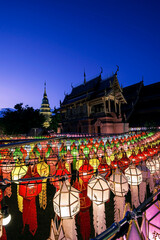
[109, 169, 129, 197]
[87, 174, 110, 205]
[125, 164, 142, 186]
[53, 181, 80, 219]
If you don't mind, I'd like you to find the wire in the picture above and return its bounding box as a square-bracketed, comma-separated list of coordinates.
[0, 169, 98, 186]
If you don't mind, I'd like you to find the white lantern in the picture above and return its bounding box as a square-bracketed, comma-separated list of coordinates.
[125, 164, 142, 186]
[109, 168, 128, 197]
[146, 158, 156, 174]
[87, 175, 110, 236]
[146, 158, 158, 193]
[53, 181, 80, 240]
[109, 168, 129, 222]
[87, 175, 110, 205]
[125, 164, 142, 208]
[154, 158, 160, 172]
[53, 181, 80, 219]
[138, 162, 150, 203]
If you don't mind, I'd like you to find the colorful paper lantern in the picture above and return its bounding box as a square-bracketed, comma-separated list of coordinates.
[19, 166, 42, 235]
[79, 159, 93, 184]
[53, 181, 80, 239]
[141, 192, 160, 240]
[125, 164, 142, 208]
[37, 161, 49, 209]
[109, 168, 129, 222]
[87, 174, 110, 236]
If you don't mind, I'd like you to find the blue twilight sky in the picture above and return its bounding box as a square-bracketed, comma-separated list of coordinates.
[0, 0, 160, 110]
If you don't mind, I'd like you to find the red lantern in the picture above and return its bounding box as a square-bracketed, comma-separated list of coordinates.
[20, 147, 27, 160]
[98, 157, 111, 178]
[19, 166, 42, 235]
[73, 178, 91, 240]
[143, 147, 152, 158]
[52, 161, 70, 190]
[129, 151, 141, 166]
[137, 149, 147, 161]
[110, 156, 122, 171]
[94, 141, 99, 149]
[79, 159, 93, 185]
[80, 143, 85, 151]
[87, 141, 92, 150]
[47, 153, 58, 179]
[120, 152, 130, 171]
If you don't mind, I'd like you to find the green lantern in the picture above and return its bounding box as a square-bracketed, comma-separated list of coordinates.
[98, 144, 104, 151]
[13, 147, 23, 160]
[92, 145, 97, 153]
[83, 146, 90, 157]
[71, 147, 79, 170]
[45, 147, 52, 158]
[59, 147, 67, 157]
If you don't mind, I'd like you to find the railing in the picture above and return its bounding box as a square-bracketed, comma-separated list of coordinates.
[91, 190, 160, 240]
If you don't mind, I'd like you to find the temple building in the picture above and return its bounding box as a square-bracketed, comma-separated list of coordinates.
[59, 69, 129, 134]
[40, 82, 52, 128]
[122, 81, 160, 128]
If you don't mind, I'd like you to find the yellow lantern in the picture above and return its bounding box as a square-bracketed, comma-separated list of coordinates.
[89, 154, 99, 171]
[12, 164, 28, 182]
[76, 153, 85, 171]
[12, 163, 28, 212]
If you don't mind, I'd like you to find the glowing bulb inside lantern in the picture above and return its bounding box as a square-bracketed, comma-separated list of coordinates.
[2, 206, 11, 226]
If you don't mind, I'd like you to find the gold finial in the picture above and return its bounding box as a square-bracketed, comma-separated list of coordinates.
[115, 65, 119, 75]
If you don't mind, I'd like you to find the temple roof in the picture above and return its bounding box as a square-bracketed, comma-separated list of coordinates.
[122, 81, 143, 119]
[61, 73, 126, 106]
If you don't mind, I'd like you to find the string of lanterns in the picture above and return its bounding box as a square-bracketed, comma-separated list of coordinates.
[0, 131, 159, 239]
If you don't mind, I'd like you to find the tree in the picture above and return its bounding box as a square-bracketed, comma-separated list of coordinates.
[49, 107, 61, 132]
[0, 103, 45, 135]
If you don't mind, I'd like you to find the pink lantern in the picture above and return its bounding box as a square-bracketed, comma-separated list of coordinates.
[141, 192, 160, 240]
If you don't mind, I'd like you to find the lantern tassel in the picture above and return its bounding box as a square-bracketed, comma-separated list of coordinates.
[114, 196, 125, 222]
[93, 202, 106, 236]
[139, 181, 147, 203]
[77, 210, 91, 240]
[148, 175, 155, 193]
[62, 218, 78, 240]
[131, 185, 140, 208]
[23, 197, 38, 236]
[39, 179, 47, 210]
[3, 173, 12, 198]
[17, 185, 23, 212]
